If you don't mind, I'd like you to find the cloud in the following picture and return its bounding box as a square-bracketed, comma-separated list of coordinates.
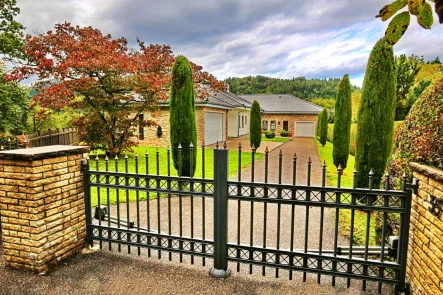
[15, 0, 443, 87]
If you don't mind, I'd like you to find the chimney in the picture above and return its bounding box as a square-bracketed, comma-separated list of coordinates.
[226, 83, 230, 93]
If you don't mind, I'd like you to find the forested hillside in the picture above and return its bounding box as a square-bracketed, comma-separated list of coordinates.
[225, 76, 358, 99]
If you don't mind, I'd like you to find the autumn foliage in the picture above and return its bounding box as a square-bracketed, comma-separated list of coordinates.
[7, 23, 226, 155]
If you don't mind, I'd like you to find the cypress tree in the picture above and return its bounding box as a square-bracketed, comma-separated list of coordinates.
[319, 109, 328, 147]
[169, 56, 197, 177]
[355, 39, 396, 188]
[316, 110, 323, 139]
[332, 74, 352, 168]
[249, 100, 262, 148]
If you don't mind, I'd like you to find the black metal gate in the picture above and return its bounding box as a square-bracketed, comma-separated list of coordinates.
[83, 144, 413, 294]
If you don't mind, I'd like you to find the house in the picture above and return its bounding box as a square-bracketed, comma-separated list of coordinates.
[135, 93, 322, 147]
[240, 94, 323, 138]
[136, 92, 252, 147]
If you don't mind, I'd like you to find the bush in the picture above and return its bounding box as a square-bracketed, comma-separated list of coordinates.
[355, 39, 396, 188]
[169, 56, 197, 177]
[376, 77, 443, 242]
[280, 129, 289, 136]
[332, 74, 352, 168]
[249, 100, 262, 148]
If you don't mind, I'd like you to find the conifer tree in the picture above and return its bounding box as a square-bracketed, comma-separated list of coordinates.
[355, 39, 396, 188]
[170, 56, 197, 177]
[318, 109, 328, 147]
[249, 100, 262, 149]
[332, 74, 352, 168]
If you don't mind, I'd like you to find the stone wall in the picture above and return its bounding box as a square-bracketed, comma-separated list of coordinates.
[134, 106, 229, 147]
[261, 114, 318, 136]
[0, 146, 89, 272]
[407, 162, 443, 294]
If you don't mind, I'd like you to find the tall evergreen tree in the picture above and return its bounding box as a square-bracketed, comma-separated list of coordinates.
[318, 109, 328, 147]
[355, 39, 396, 188]
[332, 74, 352, 168]
[170, 56, 197, 177]
[249, 100, 262, 149]
[316, 110, 323, 139]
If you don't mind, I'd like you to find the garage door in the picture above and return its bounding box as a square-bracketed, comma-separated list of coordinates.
[295, 122, 315, 137]
[205, 112, 224, 145]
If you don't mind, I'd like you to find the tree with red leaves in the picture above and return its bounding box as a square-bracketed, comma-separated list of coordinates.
[7, 22, 225, 155]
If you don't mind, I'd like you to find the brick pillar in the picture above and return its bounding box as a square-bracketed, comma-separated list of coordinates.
[0, 145, 89, 272]
[407, 162, 443, 295]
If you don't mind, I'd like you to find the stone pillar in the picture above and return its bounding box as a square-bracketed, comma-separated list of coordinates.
[407, 162, 443, 295]
[0, 145, 89, 272]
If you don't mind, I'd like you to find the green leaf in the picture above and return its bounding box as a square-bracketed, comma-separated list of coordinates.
[376, 0, 408, 21]
[385, 11, 411, 45]
[408, 0, 424, 15]
[417, 2, 434, 28]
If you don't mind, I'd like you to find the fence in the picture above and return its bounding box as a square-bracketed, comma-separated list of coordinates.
[83, 142, 414, 294]
[27, 128, 79, 147]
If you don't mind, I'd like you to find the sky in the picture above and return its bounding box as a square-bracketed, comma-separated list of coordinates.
[16, 0, 443, 87]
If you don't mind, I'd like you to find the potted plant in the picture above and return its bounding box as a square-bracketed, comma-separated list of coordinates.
[280, 129, 289, 137]
[264, 130, 275, 139]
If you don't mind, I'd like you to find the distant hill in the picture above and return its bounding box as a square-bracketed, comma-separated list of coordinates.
[225, 76, 359, 100]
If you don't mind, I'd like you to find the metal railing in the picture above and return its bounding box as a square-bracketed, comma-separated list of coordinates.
[83, 142, 413, 294]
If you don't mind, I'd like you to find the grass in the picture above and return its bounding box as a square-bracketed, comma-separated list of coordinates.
[89, 146, 263, 206]
[315, 140, 355, 188]
[316, 140, 378, 246]
[259, 135, 290, 143]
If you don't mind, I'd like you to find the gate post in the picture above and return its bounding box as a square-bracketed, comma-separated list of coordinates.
[0, 145, 89, 273]
[210, 148, 230, 278]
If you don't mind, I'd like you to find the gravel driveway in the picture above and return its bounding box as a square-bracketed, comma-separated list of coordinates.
[0, 138, 394, 294]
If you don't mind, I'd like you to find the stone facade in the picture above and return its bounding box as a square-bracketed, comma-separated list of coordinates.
[0, 146, 89, 272]
[261, 114, 318, 136]
[134, 106, 229, 147]
[407, 163, 443, 295]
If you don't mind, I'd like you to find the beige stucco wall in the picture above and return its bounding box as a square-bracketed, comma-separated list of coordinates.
[261, 114, 318, 136]
[228, 109, 250, 138]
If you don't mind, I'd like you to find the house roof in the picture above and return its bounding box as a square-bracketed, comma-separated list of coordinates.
[239, 94, 323, 114]
[156, 91, 252, 110]
[197, 92, 252, 109]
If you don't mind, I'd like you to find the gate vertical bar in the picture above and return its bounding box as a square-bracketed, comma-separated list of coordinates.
[210, 148, 230, 278]
[396, 175, 412, 294]
[82, 160, 93, 247]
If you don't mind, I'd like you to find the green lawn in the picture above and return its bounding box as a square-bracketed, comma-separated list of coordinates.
[89, 146, 263, 206]
[315, 140, 355, 188]
[260, 135, 290, 143]
[316, 140, 377, 246]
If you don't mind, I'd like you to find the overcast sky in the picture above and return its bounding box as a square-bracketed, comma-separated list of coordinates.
[16, 0, 443, 87]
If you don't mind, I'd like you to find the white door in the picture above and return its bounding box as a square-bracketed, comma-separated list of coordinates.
[205, 112, 224, 145]
[295, 121, 315, 137]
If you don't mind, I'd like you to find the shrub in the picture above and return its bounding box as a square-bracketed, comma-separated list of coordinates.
[249, 100, 262, 148]
[355, 39, 396, 188]
[376, 76, 443, 242]
[170, 56, 197, 177]
[280, 129, 289, 136]
[332, 74, 352, 168]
